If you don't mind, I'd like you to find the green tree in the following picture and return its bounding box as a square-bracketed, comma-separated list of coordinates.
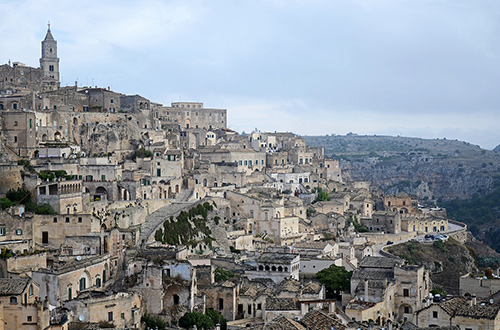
[179, 311, 214, 330]
[205, 309, 227, 330]
[34, 203, 57, 215]
[316, 265, 352, 298]
[214, 267, 235, 282]
[0, 198, 13, 210]
[314, 188, 330, 201]
[142, 312, 167, 330]
[6, 188, 31, 203]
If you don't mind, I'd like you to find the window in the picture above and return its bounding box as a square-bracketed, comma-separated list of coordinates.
[404, 306, 410, 313]
[433, 311, 438, 318]
[53, 217, 57, 223]
[257, 303, 262, 310]
[65, 217, 70, 223]
[10, 297, 17, 304]
[14, 121, 18, 126]
[78, 217, 82, 223]
[16, 229, 22, 235]
[403, 288, 409, 297]
[173, 294, 180, 305]
[0, 226, 6, 236]
[14, 136, 17, 143]
[121, 313, 125, 319]
[27, 316, 32, 322]
[29, 285, 33, 297]
[108, 312, 113, 322]
[219, 298, 224, 310]
[79, 278, 86, 291]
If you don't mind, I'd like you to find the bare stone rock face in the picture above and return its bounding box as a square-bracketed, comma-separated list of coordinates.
[304, 135, 500, 200]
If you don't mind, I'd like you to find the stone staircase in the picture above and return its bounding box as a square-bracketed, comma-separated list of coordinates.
[138, 189, 197, 247]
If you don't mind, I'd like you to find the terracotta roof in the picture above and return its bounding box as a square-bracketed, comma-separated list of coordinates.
[359, 256, 401, 269]
[0, 278, 30, 295]
[264, 316, 306, 330]
[266, 298, 299, 311]
[258, 252, 298, 264]
[300, 310, 345, 330]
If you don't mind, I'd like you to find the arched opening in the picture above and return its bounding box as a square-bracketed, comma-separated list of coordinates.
[265, 265, 270, 271]
[54, 131, 61, 141]
[95, 186, 107, 200]
[258, 265, 264, 271]
[173, 294, 180, 305]
[73, 118, 78, 125]
[175, 185, 179, 193]
[42, 134, 47, 142]
[103, 264, 109, 283]
[96, 276, 101, 288]
[271, 266, 276, 272]
[79, 271, 91, 291]
[398, 304, 413, 319]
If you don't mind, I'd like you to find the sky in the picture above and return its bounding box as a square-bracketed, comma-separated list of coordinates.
[1, 0, 500, 149]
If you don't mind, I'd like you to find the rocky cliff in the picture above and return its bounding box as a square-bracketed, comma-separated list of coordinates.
[304, 135, 500, 200]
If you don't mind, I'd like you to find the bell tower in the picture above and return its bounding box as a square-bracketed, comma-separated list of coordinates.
[40, 22, 60, 90]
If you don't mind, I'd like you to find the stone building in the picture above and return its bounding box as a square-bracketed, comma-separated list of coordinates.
[346, 256, 430, 325]
[361, 211, 401, 234]
[39, 24, 60, 91]
[63, 290, 141, 328]
[0, 278, 49, 330]
[416, 296, 500, 330]
[246, 253, 300, 283]
[0, 110, 36, 157]
[384, 193, 418, 214]
[158, 102, 227, 131]
[32, 254, 112, 307]
[37, 179, 83, 214]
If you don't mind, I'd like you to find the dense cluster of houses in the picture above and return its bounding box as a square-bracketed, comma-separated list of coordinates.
[0, 26, 497, 330]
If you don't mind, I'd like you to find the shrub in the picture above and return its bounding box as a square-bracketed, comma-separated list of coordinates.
[142, 313, 167, 330]
[0, 198, 13, 210]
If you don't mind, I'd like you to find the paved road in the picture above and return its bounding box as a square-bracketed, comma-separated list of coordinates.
[375, 222, 467, 257]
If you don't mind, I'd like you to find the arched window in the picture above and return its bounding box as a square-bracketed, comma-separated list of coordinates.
[271, 266, 276, 272]
[79, 278, 86, 291]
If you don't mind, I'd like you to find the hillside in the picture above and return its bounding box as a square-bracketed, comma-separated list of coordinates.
[303, 134, 500, 200]
[386, 237, 500, 295]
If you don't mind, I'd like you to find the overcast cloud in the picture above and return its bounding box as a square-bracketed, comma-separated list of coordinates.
[1, 0, 499, 149]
